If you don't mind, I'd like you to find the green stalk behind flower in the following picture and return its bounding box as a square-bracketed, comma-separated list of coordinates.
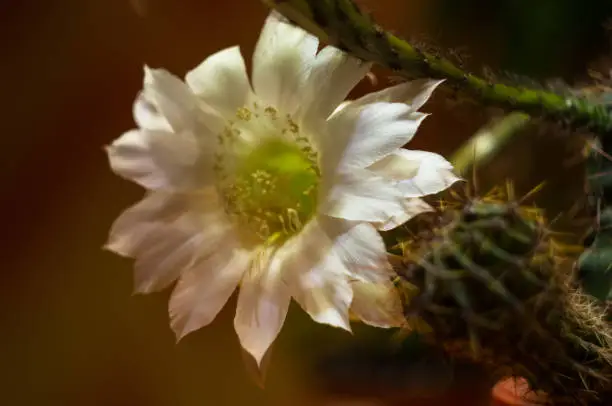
[261, 0, 612, 134]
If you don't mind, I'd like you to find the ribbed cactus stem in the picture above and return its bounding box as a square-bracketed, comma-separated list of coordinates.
[394, 192, 612, 405]
[578, 135, 612, 302]
[262, 0, 612, 133]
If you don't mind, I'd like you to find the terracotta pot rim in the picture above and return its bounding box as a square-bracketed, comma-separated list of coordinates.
[491, 377, 548, 405]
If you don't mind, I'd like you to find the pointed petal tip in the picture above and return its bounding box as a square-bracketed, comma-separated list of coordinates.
[169, 309, 203, 344]
[173, 333, 184, 344]
[172, 326, 192, 344]
[252, 352, 266, 369]
[350, 281, 406, 329]
[311, 309, 353, 333]
[130, 289, 147, 298]
[240, 343, 276, 389]
[143, 65, 153, 82]
[185, 45, 251, 115]
[413, 77, 445, 93]
[142, 65, 169, 86]
[268, 8, 284, 18]
[237, 341, 270, 370]
[102, 240, 131, 257]
[104, 142, 115, 155]
[143, 64, 158, 76]
[132, 283, 154, 296]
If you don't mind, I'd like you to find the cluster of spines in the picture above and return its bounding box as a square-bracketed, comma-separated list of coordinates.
[393, 185, 550, 344]
[576, 54, 612, 307]
[578, 133, 612, 304]
[393, 186, 612, 405]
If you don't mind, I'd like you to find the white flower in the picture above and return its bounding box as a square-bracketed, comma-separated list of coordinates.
[105, 11, 460, 365]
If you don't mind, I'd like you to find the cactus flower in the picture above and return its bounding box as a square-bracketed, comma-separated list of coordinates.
[105, 11, 459, 365]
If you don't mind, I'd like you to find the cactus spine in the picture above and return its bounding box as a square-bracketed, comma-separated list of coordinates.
[394, 187, 612, 405]
[579, 135, 612, 304]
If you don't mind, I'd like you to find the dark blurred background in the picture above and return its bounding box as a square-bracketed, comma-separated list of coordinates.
[2, 0, 612, 405]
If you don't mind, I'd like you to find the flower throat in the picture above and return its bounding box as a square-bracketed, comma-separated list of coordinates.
[219, 134, 320, 246]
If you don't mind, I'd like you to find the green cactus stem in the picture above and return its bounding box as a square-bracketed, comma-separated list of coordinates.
[394, 187, 612, 405]
[579, 135, 612, 303]
[261, 0, 612, 133]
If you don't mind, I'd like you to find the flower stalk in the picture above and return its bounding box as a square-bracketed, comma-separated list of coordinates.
[262, 0, 612, 134]
[449, 112, 531, 177]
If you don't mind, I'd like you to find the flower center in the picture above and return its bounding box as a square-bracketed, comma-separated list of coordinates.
[215, 104, 320, 246]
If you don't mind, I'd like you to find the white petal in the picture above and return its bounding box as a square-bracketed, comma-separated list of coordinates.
[106, 190, 233, 294]
[133, 214, 234, 294]
[107, 130, 165, 189]
[239, 344, 275, 388]
[106, 193, 190, 293]
[298, 46, 372, 124]
[350, 281, 404, 328]
[169, 245, 250, 340]
[370, 149, 461, 197]
[330, 222, 394, 284]
[252, 11, 319, 114]
[143, 66, 225, 136]
[337, 79, 444, 114]
[128, 228, 200, 294]
[133, 91, 171, 131]
[143, 67, 200, 131]
[292, 265, 353, 331]
[321, 169, 406, 224]
[277, 217, 357, 331]
[106, 128, 202, 190]
[325, 102, 428, 172]
[106, 192, 186, 257]
[374, 198, 433, 231]
[234, 248, 291, 366]
[185, 46, 252, 117]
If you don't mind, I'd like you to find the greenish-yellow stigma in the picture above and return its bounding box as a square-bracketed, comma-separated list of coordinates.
[216, 105, 320, 246]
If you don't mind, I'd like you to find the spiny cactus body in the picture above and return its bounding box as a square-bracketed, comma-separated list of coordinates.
[395, 187, 612, 405]
[579, 135, 612, 304]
